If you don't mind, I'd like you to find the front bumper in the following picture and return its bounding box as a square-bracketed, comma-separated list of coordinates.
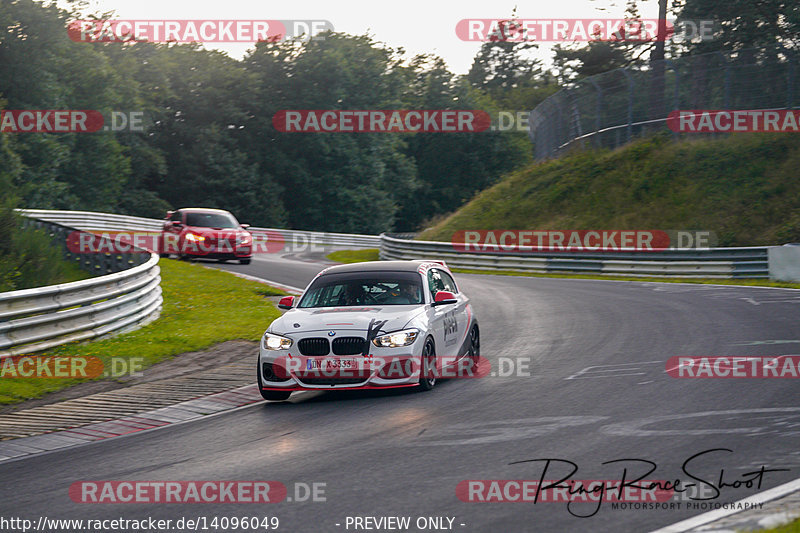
[180, 244, 252, 258]
[258, 345, 425, 391]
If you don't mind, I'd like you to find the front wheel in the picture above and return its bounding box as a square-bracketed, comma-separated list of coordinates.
[257, 362, 292, 401]
[467, 325, 480, 371]
[418, 338, 437, 391]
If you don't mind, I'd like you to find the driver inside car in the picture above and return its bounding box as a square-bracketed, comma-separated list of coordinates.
[338, 283, 366, 306]
[385, 282, 420, 304]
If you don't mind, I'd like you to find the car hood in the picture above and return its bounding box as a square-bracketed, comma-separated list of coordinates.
[270, 306, 425, 335]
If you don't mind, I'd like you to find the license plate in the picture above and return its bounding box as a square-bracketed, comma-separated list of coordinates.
[306, 358, 358, 370]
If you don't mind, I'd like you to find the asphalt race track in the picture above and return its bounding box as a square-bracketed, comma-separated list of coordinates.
[1, 252, 799, 532]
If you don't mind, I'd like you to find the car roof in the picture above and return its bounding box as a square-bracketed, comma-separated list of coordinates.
[178, 208, 233, 214]
[319, 260, 446, 274]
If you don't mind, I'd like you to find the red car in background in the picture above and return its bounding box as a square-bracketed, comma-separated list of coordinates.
[159, 208, 253, 264]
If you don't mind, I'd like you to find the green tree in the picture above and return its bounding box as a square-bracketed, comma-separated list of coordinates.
[244, 34, 417, 233]
[0, 0, 131, 211]
[674, 0, 800, 55]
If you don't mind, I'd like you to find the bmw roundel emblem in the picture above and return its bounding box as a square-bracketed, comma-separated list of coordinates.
[328, 331, 336, 337]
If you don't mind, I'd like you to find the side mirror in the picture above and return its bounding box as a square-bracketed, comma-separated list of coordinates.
[170, 221, 183, 228]
[278, 296, 295, 310]
[432, 291, 457, 306]
[240, 224, 250, 229]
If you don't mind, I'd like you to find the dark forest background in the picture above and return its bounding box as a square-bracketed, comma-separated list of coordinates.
[1, 0, 794, 233]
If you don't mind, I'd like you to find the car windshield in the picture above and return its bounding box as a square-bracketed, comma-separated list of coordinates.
[298, 271, 423, 308]
[185, 212, 239, 228]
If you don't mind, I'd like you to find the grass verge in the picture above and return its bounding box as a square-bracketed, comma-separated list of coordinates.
[0, 258, 282, 405]
[754, 517, 800, 532]
[326, 248, 380, 263]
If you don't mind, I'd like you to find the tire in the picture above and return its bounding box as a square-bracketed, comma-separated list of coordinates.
[218, 258, 228, 263]
[239, 258, 251, 265]
[418, 338, 437, 391]
[467, 325, 480, 372]
[257, 362, 292, 401]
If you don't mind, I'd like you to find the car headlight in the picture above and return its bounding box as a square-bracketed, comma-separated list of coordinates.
[262, 332, 293, 350]
[185, 233, 205, 242]
[372, 328, 419, 348]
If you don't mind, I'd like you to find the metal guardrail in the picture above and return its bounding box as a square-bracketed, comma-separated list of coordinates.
[17, 209, 381, 249]
[12, 209, 779, 286]
[0, 215, 163, 358]
[380, 234, 770, 279]
[22, 217, 153, 275]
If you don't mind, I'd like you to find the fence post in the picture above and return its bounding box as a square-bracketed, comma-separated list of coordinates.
[788, 54, 796, 110]
[622, 69, 634, 143]
[717, 51, 730, 108]
[587, 78, 603, 147]
[664, 58, 679, 140]
[555, 98, 565, 156]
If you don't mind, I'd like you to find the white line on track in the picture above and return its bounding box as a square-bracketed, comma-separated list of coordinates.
[650, 476, 800, 532]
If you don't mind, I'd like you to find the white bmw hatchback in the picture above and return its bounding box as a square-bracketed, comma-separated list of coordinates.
[257, 260, 480, 401]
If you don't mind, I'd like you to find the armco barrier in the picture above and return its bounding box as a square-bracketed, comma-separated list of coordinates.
[17, 209, 381, 249]
[12, 210, 790, 287]
[22, 217, 153, 275]
[379, 234, 771, 279]
[0, 216, 163, 358]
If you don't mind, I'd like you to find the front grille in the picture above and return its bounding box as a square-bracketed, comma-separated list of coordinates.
[298, 337, 330, 356]
[297, 376, 367, 386]
[332, 336, 367, 355]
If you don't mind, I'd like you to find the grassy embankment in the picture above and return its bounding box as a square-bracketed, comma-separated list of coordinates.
[419, 133, 800, 246]
[329, 133, 800, 288]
